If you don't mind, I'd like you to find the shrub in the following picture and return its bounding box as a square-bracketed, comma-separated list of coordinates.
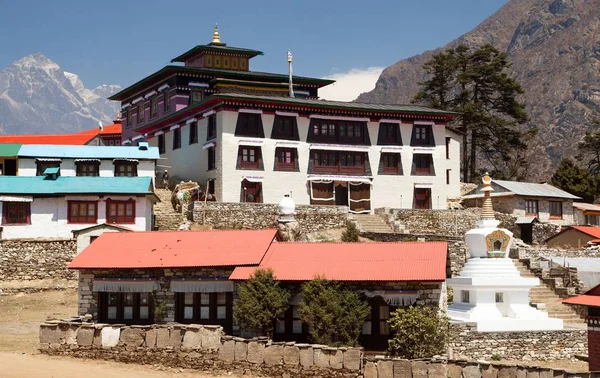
[234, 268, 291, 338]
[387, 305, 449, 359]
[300, 277, 370, 346]
[491, 353, 502, 361]
[341, 221, 360, 242]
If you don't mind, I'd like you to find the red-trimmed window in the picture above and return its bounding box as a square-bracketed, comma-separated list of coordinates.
[312, 151, 365, 174]
[163, 92, 171, 112]
[2, 202, 31, 224]
[207, 115, 217, 139]
[382, 153, 400, 173]
[68, 201, 97, 224]
[240, 146, 260, 169]
[150, 97, 158, 119]
[114, 161, 138, 177]
[137, 103, 145, 124]
[413, 154, 432, 175]
[275, 148, 295, 171]
[106, 199, 136, 224]
[525, 200, 539, 217]
[549, 201, 563, 219]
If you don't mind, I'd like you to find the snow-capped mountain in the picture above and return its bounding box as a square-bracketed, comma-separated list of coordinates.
[0, 53, 121, 135]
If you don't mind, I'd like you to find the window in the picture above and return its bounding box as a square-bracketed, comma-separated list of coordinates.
[241, 179, 262, 203]
[411, 124, 433, 146]
[208, 147, 216, 170]
[413, 154, 433, 175]
[414, 188, 431, 209]
[312, 150, 366, 174]
[158, 134, 165, 154]
[445, 137, 451, 159]
[173, 128, 181, 150]
[275, 148, 296, 171]
[106, 199, 135, 224]
[207, 115, 216, 140]
[191, 90, 203, 104]
[163, 92, 170, 112]
[68, 201, 97, 223]
[525, 200, 538, 216]
[381, 153, 400, 174]
[586, 215, 600, 226]
[175, 292, 233, 333]
[100, 292, 152, 325]
[239, 146, 260, 169]
[150, 97, 158, 118]
[495, 292, 504, 303]
[379, 305, 391, 336]
[378, 123, 401, 145]
[126, 109, 132, 128]
[235, 113, 264, 137]
[461, 290, 470, 304]
[36, 161, 60, 176]
[137, 103, 145, 124]
[2, 202, 30, 224]
[446, 169, 451, 185]
[271, 115, 298, 140]
[114, 161, 138, 177]
[308, 120, 367, 144]
[493, 240, 502, 251]
[549, 201, 563, 219]
[76, 162, 99, 177]
[189, 122, 198, 145]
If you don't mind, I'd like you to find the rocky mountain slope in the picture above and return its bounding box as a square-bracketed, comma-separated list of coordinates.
[0, 53, 120, 135]
[357, 0, 600, 180]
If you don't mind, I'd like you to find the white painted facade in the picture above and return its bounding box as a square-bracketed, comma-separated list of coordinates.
[74, 225, 131, 254]
[149, 110, 461, 210]
[17, 158, 156, 180]
[0, 196, 152, 240]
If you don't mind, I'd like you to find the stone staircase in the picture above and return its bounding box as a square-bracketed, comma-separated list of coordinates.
[349, 214, 395, 234]
[513, 259, 584, 324]
[153, 188, 185, 230]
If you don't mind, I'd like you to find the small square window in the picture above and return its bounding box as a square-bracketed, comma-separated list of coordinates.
[495, 293, 504, 303]
[461, 290, 470, 304]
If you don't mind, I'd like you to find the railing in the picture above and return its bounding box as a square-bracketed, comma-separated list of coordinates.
[586, 315, 600, 325]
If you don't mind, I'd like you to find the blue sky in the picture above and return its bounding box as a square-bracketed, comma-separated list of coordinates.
[0, 0, 508, 96]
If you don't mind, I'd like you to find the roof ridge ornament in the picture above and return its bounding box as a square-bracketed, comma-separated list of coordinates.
[210, 23, 226, 46]
[481, 172, 495, 220]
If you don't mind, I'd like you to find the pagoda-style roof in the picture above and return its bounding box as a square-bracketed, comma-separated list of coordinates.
[171, 44, 264, 63]
[109, 66, 335, 101]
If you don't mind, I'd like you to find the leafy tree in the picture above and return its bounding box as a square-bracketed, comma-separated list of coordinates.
[413, 44, 532, 182]
[551, 158, 596, 203]
[387, 305, 449, 359]
[234, 268, 291, 338]
[341, 220, 360, 242]
[299, 277, 370, 346]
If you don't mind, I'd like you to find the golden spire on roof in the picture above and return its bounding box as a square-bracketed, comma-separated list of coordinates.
[211, 23, 221, 44]
[115, 111, 121, 121]
[480, 172, 495, 220]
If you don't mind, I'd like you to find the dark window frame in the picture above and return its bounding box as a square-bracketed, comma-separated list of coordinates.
[163, 92, 171, 112]
[549, 201, 563, 219]
[207, 115, 217, 140]
[126, 108, 132, 128]
[240, 179, 262, 203]
[106, 199, 136, 224]
[525, 200, 539, 216]
[271, 115, 299, 141]
[36, 161, 60, 176]
[175, 292, 233, 333]
[98, 292, 153, 325]
[308, 119, 368, 145]
[410, 124, 434, 147]
[414, 188, 432, 209]
[445, 137, 451, 159]
[446, 169, 451, 185]
[238, 146, 261, 170]
[68, 201, 98, 224]
[75, 161, 100, 177]
[158, 134, 166, 154]
[114, 161, 138, 177]
[2, 202, 31, 225]
[208, 147, 216, 171]
[173, 128, 182, 150]
[275, 147, 296, 171]
[137, 103, 145, 124]
[378, 123, 402, 145]
[191, 89, 203, 104]
[234, 113, 264, 138]
[412, 154, 434, 175]
[150, 97, 158, 119]
[189, 122, 198, 145]
[381, 153, 401, 174]
[312, 150, 366, 174]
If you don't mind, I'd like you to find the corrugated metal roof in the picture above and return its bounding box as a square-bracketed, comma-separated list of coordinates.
[573, 202, 600, 211]
[0, 176, 153, 195]
[515, 217, 538, 224]
[569, 226, 600, 239]
[230, 242, 447, 282]
[0, 143, 21, 157]
[562, 284, 600, 307]
[17, 144, 159, 159]
[68, 229, 279, 269]
[0, 123, 122, 146]
[463, 180, 580, 200]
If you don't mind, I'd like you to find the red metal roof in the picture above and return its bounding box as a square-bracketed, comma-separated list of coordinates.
[0, 122, 122, 145]
[230, 241, 447, 282]
[570, 226, 600, 239]
[68, 229, 279, 269]
[562, 284, 600, 307]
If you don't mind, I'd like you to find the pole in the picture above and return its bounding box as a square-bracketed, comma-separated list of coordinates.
[287, 50, 294, 98]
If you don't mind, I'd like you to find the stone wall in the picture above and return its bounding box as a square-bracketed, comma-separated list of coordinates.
[0, 238, 76, 281]
[532, 223, 562, 245]
[192, 202, 348, 234]
[40, 322, 363, 378]
[449, 323, 587, 361]
[39, 321, 592, 378]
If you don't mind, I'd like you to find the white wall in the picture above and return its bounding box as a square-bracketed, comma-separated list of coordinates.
[75, 228, 127, 254]
[155, 110, 461, 210]
[0, 195, 153, 240]
[18, 158, 156, 181]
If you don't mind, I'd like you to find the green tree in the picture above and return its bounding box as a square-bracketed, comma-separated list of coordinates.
[577, 131, 600, 178]
[551, 158, 596, 203]
[387, 305, 449, 359]
[234, 268, 291, 338]
[299, 277, 370, 346]
[413, 44, 532, 182]
[341, 220, 360, 242]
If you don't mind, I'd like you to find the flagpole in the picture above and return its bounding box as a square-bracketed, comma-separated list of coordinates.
[287, 50, 294, 98]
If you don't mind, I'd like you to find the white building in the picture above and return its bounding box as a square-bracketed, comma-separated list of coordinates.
[0, 173, 157, 240]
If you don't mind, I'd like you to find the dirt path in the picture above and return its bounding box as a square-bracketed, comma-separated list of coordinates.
[0, 352, 235, 378]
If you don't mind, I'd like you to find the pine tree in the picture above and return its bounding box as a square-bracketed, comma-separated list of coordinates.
[551, 158, 596, 203]
[413, 44, 532, 182]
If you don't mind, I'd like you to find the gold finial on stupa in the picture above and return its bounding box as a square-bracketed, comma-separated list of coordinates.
[480, 172, 495, 220]
[115, 111, 121, 121]
[212, 23, 221, 44]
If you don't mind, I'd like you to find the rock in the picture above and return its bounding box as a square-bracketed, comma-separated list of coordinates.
[247, 341, 265, 364]
[200, 326, 221, 349]
[182, 328, 201, 349]
[145, 328, 157, 348]
[313, 347, 329, 368]
[427, 363, 447, 378]
[76, 327, 94, 346]
[364, 361, 378, 378]
[234, 340, 248, 362]
[377, 360, 393, 378]
[156, 327, 170, 348]
[343, 348, 361, 371]
[498, 367, 518, 378]
[39, 325, 60, 344]
[447, 364, 463, 378]
[283, 345, 300, 366]
[526, 371, 540, 378]
[263, 344, 283, 366]
[100, 327, 120, 347]
[462, 365, 482, 378]
[120, 327, 144, 347]
[482, 365, 498, 378]
[411, 361, 428, 378]
[330, 349, 343, 369]
[218, 339, 235, 363]
[299, 345, 313, 367]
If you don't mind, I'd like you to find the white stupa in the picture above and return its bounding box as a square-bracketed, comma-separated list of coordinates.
[447, 173, 563, 332]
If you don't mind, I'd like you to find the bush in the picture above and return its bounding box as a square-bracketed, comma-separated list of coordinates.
[234, 268, 291, 338]
[300, 277, 370, 346]
[387, 305, 449, 359]
[341, 221, 360, 242]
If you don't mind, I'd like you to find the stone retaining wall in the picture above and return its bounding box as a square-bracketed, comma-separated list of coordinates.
[39, 322, 592, 377]
[449, 323, 587, 361]
[192, 202, 348, 234]
[0, 238, 76, 281]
